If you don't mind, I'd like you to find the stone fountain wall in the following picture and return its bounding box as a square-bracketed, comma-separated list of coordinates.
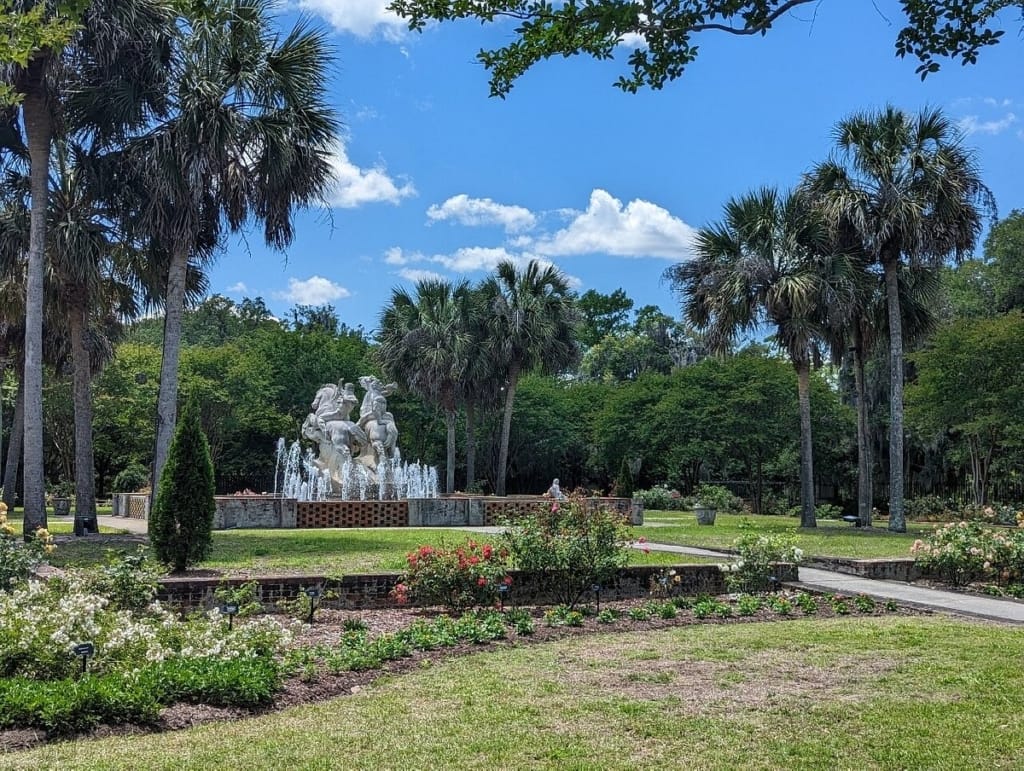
[210, 495, 643, 530]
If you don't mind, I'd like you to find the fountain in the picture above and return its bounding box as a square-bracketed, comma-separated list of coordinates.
[273, 377, 439, 501]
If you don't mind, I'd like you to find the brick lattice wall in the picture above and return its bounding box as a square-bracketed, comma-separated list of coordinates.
[296, 500, 409, 528]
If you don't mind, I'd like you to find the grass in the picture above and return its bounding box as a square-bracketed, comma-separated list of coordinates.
[5, 616, 1022, 769]
[47, 527, 714, 574]
[637, 511, 939, 560]
[4, 513, 127, 537]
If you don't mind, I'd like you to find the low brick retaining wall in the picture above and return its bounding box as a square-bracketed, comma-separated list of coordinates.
[157, 563, 798, 611]
[806, 557, 920, 582]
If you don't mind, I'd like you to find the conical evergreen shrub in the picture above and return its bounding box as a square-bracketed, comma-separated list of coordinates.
[150, 395, 215, 572]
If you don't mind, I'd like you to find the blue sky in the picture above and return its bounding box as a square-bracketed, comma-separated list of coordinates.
[212, 1, 1024, 332]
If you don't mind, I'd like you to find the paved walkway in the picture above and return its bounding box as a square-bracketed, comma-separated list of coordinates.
[96, 515, 148, 535]
[634, 540, 1024, 625]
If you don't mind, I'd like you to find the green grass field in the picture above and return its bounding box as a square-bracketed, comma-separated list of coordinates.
[5, 616, 1020, 769]
[637, 511, 938, 559]
[48, 527, 714, 574]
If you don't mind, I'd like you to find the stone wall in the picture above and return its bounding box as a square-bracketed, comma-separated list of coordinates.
[157, 563, 797, 611]
[213, 496, 297, 529]
[481, 496, 640, 526]
[807, 557, 920, 582]
[111, 493, 150, 520]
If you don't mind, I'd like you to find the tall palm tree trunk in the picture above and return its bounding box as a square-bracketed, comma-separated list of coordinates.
[444, 409, 456, 494]
[3, 380, 24, 510]
[883, 258, 906, 532]
[852, 331, 873, 527]
[495, 366, 520, 497]
[152, 244, 190, 501]
[464, 401, 476, 491]
[21, 69, 51, 538]
[795, 359, 816, 528]
[69, 294, 97, 521]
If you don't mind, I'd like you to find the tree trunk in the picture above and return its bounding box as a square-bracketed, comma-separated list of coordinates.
[21, 67, 51, 538]
[444, 409, 456, 494]
[796, 359, 816, 528]
[69, 293, 97, 521]
[883, 258, 906, 533]
[495, 365, 520, 497]
[852, 333, 873, 527]
[152, 244, 190, 504]
[3, 380, 24, 510]
[464, 401, 476, 491]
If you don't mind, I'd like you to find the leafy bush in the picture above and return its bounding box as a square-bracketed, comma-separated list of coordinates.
[112, 463, 150, 494]
[502, 497, 631, 609]
[694, 484, 746, 514]
[213, 580, 264, 617]
[140, 656, 281, 707]
[720, 522, 803, 593]
[633, 485, 684, 511]
[394, 540, 509, 612]
[905, 495, 956, 521]
[814, 503, 843, 520]
[79, 550, 161, 611]
[911, 521, 1023, 586]
[150, 395, 216, 572]
[0, 673, 160, 733]
[0, 505, 55, 592]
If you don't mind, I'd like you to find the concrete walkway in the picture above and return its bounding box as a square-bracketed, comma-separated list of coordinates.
[96, 515, 148, 535]
[635, 540, 1024, 625]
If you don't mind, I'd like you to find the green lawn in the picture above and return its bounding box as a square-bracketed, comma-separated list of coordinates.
[48, 527, 712, 574]
[4, 513, 126, 537]
[637, 511, 938, 559]
[6, 616, 1021, 769]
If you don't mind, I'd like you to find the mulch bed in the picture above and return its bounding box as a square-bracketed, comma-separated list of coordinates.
[0, 596, 928, 753]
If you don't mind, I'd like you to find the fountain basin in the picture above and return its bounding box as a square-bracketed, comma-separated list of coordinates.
[208, 495, 642, 530]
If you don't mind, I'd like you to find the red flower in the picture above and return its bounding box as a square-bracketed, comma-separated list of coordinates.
[637, 536, 647, 544]
[477, 577, 487, 587]
[482, 544, 493, 559]
[551, 502, 559, 513]
[502, 576, 513, 586]
[468, 556, 480, 565]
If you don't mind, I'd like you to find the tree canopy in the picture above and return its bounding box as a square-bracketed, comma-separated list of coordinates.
[387, 0, 1024, 96]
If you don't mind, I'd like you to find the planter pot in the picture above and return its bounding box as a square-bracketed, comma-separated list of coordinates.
[52, 497, 72, 517]
[694, 506, 717, 526]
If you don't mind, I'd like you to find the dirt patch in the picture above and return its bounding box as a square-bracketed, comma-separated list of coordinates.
[557, 646, 900, 711]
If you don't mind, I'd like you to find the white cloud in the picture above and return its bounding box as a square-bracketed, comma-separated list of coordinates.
[226, 282, 248, 294]
[435, 246, 521, 273]
[277, 276, 352, 305]
[958, 112, 1017, 136]
[528, 189, 697, 260]
[398, 268, 447, 283]
[295, 0, 405, 40]
[617, 32, 648, 49]
[427, 194, 537, 232]
[328, 141, 416, 209]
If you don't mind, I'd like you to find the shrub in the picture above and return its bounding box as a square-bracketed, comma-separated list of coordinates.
[112, 463, 150, 494]
[150, 395, 216, 572]
[0, 504, 55, 592]
[694, 484, 745, 514]
[904, 495, 956, 522]
[616, 457, 635, 499]
[395, 540, 510, 612]
[720, 522, 803, 593]
[634, 485, 683, 511]
[0, 673, 160, 733]
[502, 497, 631, 609]
[140, 656, 282, 707]
[814, 503, 843, 520]
[911, 521, 1023, 586]
[80, 550, 161, 611]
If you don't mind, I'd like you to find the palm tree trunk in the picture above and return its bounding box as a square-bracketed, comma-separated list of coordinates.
[69, 294, 97, 521]
[3, 380, 24, 511]
[852, 332, 873, 527]
[495, 366, 520, 497]
[444, 409, 456, 494]
[152, 243, 190, 502]
[21, 68, 51, 538]
[883, 258, 906, 533]
[796, 360, 816, 528]
[464, 401, 476, 491]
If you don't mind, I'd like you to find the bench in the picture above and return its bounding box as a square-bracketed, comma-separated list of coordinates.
[841, 514, 863, 528]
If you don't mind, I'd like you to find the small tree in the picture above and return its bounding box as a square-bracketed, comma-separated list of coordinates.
[150, 395, 215, 572]
[616, 457, 634, 499]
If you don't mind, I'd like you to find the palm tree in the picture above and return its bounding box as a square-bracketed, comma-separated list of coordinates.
[805, 106, 992, 532]
[5, 0, 174, 535]
[458, 285, 504, 492]
[480, 260, 579, 497]
[378, 279, 472, 494]
[667, 188, 856, 527]
[122, 0, 338, 495]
